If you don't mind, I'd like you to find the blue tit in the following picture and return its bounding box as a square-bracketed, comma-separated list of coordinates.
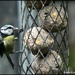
[0, 24, 23, 69]
[0, 35, 15, 69]
[0, 25, 18, 69]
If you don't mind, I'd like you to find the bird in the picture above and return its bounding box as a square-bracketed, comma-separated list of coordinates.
[0, 24, 21, 69]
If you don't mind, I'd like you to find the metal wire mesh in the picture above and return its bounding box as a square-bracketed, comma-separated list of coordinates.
[18, 1, 69, 74]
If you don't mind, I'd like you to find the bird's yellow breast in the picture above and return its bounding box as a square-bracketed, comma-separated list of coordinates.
[4, 35, 15, 54]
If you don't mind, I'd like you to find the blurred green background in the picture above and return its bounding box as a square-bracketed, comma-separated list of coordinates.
[0, 1, 75, 74]
[68, 2, 75, 72]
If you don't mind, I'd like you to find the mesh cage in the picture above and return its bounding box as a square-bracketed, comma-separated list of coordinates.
[18, 1, 69, 74]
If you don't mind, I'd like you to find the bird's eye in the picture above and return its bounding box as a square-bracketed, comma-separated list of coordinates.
[7, 27, 13, 29]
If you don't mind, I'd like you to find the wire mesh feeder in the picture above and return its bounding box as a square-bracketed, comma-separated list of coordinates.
[19, 1, 69, 74]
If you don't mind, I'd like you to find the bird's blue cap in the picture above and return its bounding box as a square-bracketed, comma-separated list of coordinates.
[1, 25, 13, 30]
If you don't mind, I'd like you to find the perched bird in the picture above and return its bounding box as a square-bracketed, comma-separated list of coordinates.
[23, 27, 54, 55]
[0, 24, 21, 69]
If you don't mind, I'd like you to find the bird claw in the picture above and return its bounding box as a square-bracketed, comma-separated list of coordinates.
[19, 28, 23, 34]
[14, 37, 18, 40]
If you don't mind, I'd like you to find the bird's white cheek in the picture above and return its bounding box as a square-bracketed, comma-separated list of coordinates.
[6, 29, 13, 35]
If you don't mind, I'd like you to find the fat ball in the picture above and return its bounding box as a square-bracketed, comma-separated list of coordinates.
[32, 50, 63, 74]
[38, 5, 68, 32]
[23, 27, 54, 55]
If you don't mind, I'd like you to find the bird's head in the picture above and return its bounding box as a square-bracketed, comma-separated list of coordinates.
[0, 24, 18, 38]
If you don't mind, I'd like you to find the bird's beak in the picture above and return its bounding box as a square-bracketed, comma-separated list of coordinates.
[13, 27, 23, 37]
[13, 27, 18, 30]
[13, 27, 19, 37]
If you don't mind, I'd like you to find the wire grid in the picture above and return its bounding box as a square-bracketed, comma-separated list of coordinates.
[18, 1, 69, 74]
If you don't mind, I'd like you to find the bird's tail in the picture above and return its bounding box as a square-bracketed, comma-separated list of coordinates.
[6, 55, 14, 69]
